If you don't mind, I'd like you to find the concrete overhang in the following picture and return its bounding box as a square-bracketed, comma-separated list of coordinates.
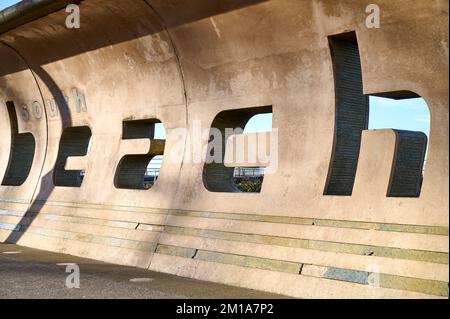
[0, 0, 82, 34]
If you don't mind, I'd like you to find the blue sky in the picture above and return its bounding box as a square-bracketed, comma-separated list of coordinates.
[0, 0, 20, 10]
[1, 0, 430, 139]
[368, 96, 430, 137]
[245, 97, 430, 138]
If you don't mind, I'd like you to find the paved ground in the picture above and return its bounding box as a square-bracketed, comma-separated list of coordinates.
[0, 244, 284, 299]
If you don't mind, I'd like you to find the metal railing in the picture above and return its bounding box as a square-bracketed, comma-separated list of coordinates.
[233, 167, 265, 178]
[144, 157, 265, 181]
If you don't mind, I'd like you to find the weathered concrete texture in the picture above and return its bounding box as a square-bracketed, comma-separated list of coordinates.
[0, 0, 448, 299]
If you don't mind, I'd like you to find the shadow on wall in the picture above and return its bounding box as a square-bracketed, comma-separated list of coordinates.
[4, 54, 73, 244]
[0, 0, 270, 77]
[1, 10, 432, 244]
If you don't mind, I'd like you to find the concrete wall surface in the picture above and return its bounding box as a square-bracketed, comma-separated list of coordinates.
[0, 0, 448, 298]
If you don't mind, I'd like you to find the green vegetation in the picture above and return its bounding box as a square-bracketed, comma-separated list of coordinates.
[236, 179, 263, 193]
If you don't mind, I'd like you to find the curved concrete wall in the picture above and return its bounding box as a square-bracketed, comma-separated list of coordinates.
[0, 0, 448, 298]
